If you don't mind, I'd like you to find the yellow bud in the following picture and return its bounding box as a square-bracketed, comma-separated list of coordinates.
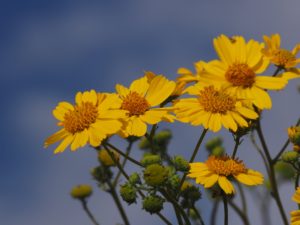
[98, 149, 120, 166]
[288, 126, 300, 145]
[70, 185, 92, 199]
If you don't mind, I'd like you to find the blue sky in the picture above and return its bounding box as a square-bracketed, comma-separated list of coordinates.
[1, 1, 300, 224]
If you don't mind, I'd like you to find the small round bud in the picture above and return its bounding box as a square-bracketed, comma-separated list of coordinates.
[91, 166, 112, 183]
[142, 195, 165, 214]
[288, 126, 300, 145]
[274, 161, 295, 179]
[205, 137, 222, 151]
[143, 164, 168, 186]
[211, 146, 225, 156]
[141, 154, 161, 166]
[139, 137, 151, 149]
[120, 184, 137, 205]
[70, 185, 92, 199]
[129, 173, 141, 185]
[153, 130, 172, 145]
[281, 151, 299, 162]
[173, 155, 190, 172]
[98, 149, 120, 166]
[168, 174, 181, 190]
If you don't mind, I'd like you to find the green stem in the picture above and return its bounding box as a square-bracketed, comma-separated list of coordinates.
[173, 205, 184, 225]
[231, 135, 241, 158]
[192, 205, 205, 225]
[81, 199, 101, 225]
[113, 141, 133, 187]
[210, 200, 220, 225]
[105, 143, 144, 167]
[256, 120, 289, 225]
[272, 66, 283, 77]
[222, 194, 228, 225]
[102, 145, 173, 225]
[228, 200, 250, 225]
[236, 182, 248, 217]
[177, 128, 208, 198]
[106, 178, 131, 225]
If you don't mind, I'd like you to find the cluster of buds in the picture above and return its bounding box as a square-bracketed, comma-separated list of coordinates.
[205, 136, 225, 156]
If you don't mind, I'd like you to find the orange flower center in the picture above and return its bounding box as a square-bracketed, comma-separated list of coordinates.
[63, 102, 98, 134]
[206, 155, 247, 176]
[121, 91, 150, 116]
[225, 63, 256, 88]
[271, 49, 296, 68]
[199, 86, 236, 114]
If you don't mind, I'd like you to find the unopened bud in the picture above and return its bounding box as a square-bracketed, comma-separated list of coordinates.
[211, 146, 225, 156]
[143, 164, 168, 186]
[288, 126, 300, 145]
[173, 155, 190, 172]
[142, 195, 165, 214]
[120, 184, 137, 205]
[98, 149, 120, 166]
[205, 137, 222, 151]
[129, 173, 141, 185]
[281, 151, 299, 162]
[70, 185, 92, 199]
[141, 154, 161, 166]
[274, 161, 295, 179]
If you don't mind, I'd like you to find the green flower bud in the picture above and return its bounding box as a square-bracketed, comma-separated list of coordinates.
[129, 173, 141, 185]
[120, 184, 137, 205]
[188, 209, 198, 221]
[211, 146, 225, 156]
[70, 185, 92, 199]
[181, 185, 201, 202]
[142, 195, 165, 214]
[205, 137, 223, 151]
[153, 130, 172, 145]
[98, 149, 120, 167]
[139, 137, 151, 149]
[281, 151, 299, 162]
[168, 174, 181, 190]
[173, 155, 190, 172]
[274, 161, 295, 179]
[91, 166, 112, 183]
[143, 164, 168, 186]
[141, 154, 162, 166]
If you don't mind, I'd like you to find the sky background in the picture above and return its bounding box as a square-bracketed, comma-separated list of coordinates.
[1, 0, 300, 224]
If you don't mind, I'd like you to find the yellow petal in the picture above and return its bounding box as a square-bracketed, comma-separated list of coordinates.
[44, 129, 68, 147]
[129, 76, 149, 96]
[116, 84, 130, 98]
[236, 107, 258, 119]
[126, 117, 147, 137]
[246, 40, 264, 68]
[140, 109, 169, 124]
[54, 135, 74, 154]
[213, 35, 233, 65]
[145, 75, 176, 106]
[218, 176, 235, 194]
[230, 112, 248, 128]
[250, 86, 272, 109]
[221, 113, 237, 131]
[203, 174, 219, 188]
[70, 133, 82, 151]
[255, 76, 287, 90]
[234, 170, 264, 186]
[208, 113, 222, 132]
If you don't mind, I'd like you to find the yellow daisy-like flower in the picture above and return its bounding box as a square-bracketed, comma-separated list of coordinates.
[115, 75, 176, 137]
[44, 90, 126, 154]
[291, 210, 300, 225]
[177, 60, 206, 84]
[188, 155, 264, 194]
[200, 34, 287, 109]
[174, 84, 258, 132]
[262, 34, 300, 69]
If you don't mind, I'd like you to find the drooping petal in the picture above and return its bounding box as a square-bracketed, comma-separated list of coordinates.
[218, 176, 235, 194]
[54, 135, 74, 154]
[44, 129, 68, 147]
[255, 76, 287, 90]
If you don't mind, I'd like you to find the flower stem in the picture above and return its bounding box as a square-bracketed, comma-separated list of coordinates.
[256, 120, 289, 225]
[231, 135, 241, 158]
[210, 200, 220, 225]
[222, 194, 228, 225]
[80, 199, 101, 225]
[113, 140, 133, 187]
[192, 205, 205, 225]
[177, 128, 208, 198]
[104, 143, 144, 167]
[228, 200, 250, 225]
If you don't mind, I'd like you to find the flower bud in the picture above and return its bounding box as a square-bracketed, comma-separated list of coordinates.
[139, 137, 151, 149]
[288, 126, 300, 145]
[173, 155, 190, 172]
[129, 173, 141, 185]
[205, 137, 222, 151]
[143, 164, 168, 186]
[91, 166, 112, 183]
[141, 154, 161, 166]
[98, 149, 120, 166]
[211, 146, 225, 156]
[168, 174, 181, 190]
[281, 151, 299, 162]
[153, 130, 172, 145]
[142, 195, 165, 214]
[70, 185, 92, 199]
[120, 184, 137, 205]
[274, 161, 295, 179]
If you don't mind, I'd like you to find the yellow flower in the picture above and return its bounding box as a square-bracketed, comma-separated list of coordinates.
[290, 210, 300, 225]
[44, 90, 126, 154]
[116, 75, 176, 137]
[177, 61, 206, 84]
[174, 84, 258, 132]
[292, 187, 300, 203]
[188, 155, 264, 194]
[262, 34, 300, 69]
[200, 34, 287, 109]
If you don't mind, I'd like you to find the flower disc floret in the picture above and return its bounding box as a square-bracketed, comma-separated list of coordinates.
[225, 63, 256, 88]
[199, 86, 236, 114]
[121, 91, 150, 116]
[63, 102, 98, 134]
[205, 155, 247, 176]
